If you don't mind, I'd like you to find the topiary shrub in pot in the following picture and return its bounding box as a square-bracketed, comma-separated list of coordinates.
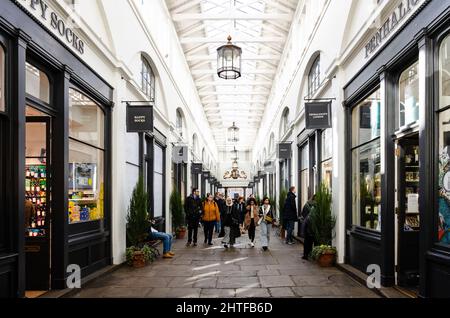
[126, 177, 156, 267]
[170, 188, 186, 239]
[310, 183, 337, 267]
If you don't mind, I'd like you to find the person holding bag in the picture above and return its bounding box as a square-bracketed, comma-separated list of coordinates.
[259, 197, 275, 251]
[244, 198, 259, 247]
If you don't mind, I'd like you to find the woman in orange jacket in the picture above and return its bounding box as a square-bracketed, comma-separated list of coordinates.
[202, 193, 221, 245]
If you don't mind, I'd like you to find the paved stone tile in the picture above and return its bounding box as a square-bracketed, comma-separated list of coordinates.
[200, 288, 235, 298]
[126, 276, 172, 288]
[215, 270, 257, 277]
[99, 287, 153, 298]
[193, 277, 218, 288]
[260, 275, 295, 288]
[235, 288, 270, 298]
[291, 275, 334, 287]
[292, 286, 337, 297]
[146, 288, 201, 298]
[269, 287, 296, 298]
[70, 227, 377, 298]
[217, 276, 260, 289]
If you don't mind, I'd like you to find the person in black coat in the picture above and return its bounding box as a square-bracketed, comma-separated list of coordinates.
[301, 194, 316, 259]
[283, 186, 298, 244]
[222, 197, 240, 248]
[236, 196, 246, 231]
[185, 188, 202, 246]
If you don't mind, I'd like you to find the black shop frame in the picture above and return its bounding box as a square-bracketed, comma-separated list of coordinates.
[140, 129, 167, 232]
[343, 0, 450, 297]
[0, 0, 114, 297]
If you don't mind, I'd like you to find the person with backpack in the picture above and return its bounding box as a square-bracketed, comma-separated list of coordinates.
[185, 188, 202, 247]
[301, 194, 317, 260]
[283, 186, 298, 245]
[202, 193, 221, 245]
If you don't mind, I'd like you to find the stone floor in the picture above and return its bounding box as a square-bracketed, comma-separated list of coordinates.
[70, 227, 379, 298]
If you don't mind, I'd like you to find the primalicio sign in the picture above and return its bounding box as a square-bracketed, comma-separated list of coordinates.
[18, 0, 85, 55]
[365, 0, 426, 59]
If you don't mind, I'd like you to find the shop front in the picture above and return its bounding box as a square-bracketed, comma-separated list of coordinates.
[0, 1, 113, 297]
[343, 0, 450, 297]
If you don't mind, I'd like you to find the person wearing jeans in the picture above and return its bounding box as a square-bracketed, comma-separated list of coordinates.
[259, 197, 275, 251]
[149, 226, 174, 259]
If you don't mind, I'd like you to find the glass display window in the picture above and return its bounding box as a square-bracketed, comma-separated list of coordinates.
[440, 34, 450, 109]
[351, 88, 382, 231]
[0, 45, 4, 112]
[68, 89, 105, 224]
[398, 61, 419, 129]
[25, 62, 50, 104]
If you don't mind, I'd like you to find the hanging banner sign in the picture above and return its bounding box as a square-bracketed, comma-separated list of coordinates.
[172, 146, 188, 163]
[126, 105, 153, 133]
[278, 143, 292, 159]
[202, 171, 210, 179]
[248, 182, 255, 188]
[191, 163, 203, 175]
[305, 102, 332, 130]
[264, 161, 276, 173]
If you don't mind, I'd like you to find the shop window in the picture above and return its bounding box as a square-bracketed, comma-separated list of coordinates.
[141, 57, 155, 101]
[351, 90, 381, 147]
[0, 45, 4, 112]
[300, 143, 309, 209]
[397, 61, 419, 129]
[440, 34, 450, 109]
[437, 34, 450, 245]
[68, 89, 105, 224]
[153, 143, 164, 218]
[321, 128, 333, 190]
[26, 62, 50, 104]
[351, 89, 381, 231]
[308, 56, 320, 98]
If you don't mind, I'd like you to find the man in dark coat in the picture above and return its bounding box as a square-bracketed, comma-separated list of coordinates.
[214, 192, 226, 237]
[185, 188, 202, 246]
[283, 186, 298, 245]
[301, 194, 316, 259]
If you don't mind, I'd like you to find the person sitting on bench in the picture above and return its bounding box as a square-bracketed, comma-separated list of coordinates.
[149, 218, 174, 259]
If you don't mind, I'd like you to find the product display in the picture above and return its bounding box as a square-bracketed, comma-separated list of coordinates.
[403, 145, 420, 231]
[25, 164, 47, 237]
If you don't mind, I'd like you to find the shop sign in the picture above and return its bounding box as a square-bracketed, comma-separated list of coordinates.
[305, 102, 332, 129]
[126, 105, 153, 133]
[264, 161, 276, 173]
[172, 146, 188, 163]
[17, 0, 86, 55]
[364, 0, 426, 59]
[191, 163, 203, 175]
[278, 143, 292, 159]
[248, 182, 255, 188]
[254, 176, 259, 183]
[202, 171, 210, 179]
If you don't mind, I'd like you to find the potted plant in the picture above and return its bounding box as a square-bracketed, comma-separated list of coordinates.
[126, 177, 154, 267]
[310, 183, 337, 267]
[170, 188, 186, 239]
[278, 189, 288, 238]
[311, 245, 337, 267]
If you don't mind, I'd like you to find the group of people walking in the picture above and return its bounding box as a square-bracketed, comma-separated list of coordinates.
[184, 189, 275, 251]
[183, 186, 317, 257]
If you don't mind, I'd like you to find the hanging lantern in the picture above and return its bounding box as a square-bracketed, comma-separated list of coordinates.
[217, 36, 242, 80]
[227, 122, 240, 142]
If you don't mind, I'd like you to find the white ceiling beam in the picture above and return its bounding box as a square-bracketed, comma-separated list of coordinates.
[192, 69, 276, 75]
[171, 0, 203, 14]
[186, 54, 280, 61]
[199, 91, 270, 96]
[180, 37, 285, 44]
[171, 13, 293, 21]
[260, 0, 296, 13]
[202, 99, 268, 103]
